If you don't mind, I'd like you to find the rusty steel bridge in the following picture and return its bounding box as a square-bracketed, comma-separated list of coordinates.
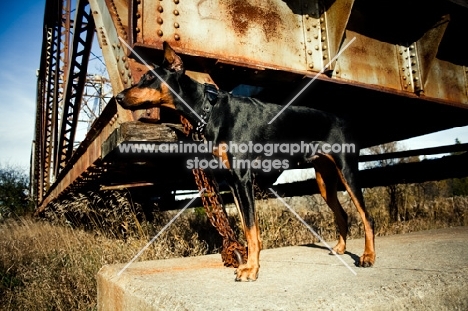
[32, 0, 468, 212]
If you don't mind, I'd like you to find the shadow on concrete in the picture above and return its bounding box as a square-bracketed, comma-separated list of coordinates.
[301, 243, 361, 266]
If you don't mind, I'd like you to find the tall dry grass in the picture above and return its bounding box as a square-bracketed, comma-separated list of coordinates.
[0, 211, 208, 310]
[1, 186, 467, 310]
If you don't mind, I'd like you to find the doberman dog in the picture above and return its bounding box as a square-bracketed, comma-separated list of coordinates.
[116, 42, 375, 281]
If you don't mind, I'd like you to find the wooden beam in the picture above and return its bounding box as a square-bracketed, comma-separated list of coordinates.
[101, 122, 183, 158]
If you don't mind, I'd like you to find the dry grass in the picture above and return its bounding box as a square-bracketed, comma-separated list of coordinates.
[1, 187, 467, 310]
[0, 212, 208, 310]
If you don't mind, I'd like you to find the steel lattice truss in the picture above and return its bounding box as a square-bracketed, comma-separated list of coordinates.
[33, 0, 110, 203]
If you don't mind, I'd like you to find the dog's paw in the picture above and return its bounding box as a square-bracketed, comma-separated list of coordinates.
[235, 264, 259, 282]
[359, 252, 375, 267]
[331, 243, 346, 255]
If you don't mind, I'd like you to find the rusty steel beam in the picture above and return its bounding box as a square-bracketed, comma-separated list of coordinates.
[56, 0, 95, 175]
[121, 0, 468, 108]
[35, 0, 71, 202]
[36, 100, 120, 213]
[42, 24, 58, 193]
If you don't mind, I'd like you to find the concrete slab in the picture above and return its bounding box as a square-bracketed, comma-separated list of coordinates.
[98, 227, 468, 311]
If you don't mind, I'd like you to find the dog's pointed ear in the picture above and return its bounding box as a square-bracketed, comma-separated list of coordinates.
[163, 42, 184, 72]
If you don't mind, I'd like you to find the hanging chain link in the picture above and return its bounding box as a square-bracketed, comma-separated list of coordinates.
[180, 116, 247, 267]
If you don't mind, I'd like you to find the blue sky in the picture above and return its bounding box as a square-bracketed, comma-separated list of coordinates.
[0, 1, 44, 169]
[0, 0, 466, 173]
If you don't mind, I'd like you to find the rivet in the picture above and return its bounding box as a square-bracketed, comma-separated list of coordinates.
[335, 70, 339, 74]
[410, 45, 415, 50]
[157, 6, 163, 13]
[174, 22, 180, 28]
[402, 68, 405, 71]
[124, 78, 128, 84]
[404, 84, 408, 89]
[315, 45, 319, 50]
[174, 0, 179, 3]
[307, 50, 312, 55]
[320, 17, 324, 22]
[314, 34, 318, 39]
[120, 70, 125, 75]
[125, 63, 130, 69]
[157, 17, 163, 24]
[308, 63, 314, 69]
[411, 61, 416, 66]
[136, 12, 141, 18]
[414, 77, 419, 81]
[412, 69, 417, 73]
[321, 36, 326, 41]
[116, 55, 120, 61]
[307, 27, 310, 31]
[403, 76, 407, 80]
[321, 27, 325, 32]
[122, 56, 126, 61]
[307, 38, 311, 42]
[174, 10, 179, 15]
[136, 27, 140, 33]
[323, 55, 328, 60]
[174, 34, 180, 40]
[157, 30, 163, 36]
[410, 53, 416, 58]
[322, 45, 327, 50]
[305, 14, 309, 19]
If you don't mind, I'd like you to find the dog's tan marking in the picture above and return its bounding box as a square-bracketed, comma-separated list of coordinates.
[122, 84, 175, 110]
[235, 224, 261, 282]
[213, 142, 230, 169]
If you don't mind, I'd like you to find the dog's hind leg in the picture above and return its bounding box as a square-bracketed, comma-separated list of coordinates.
[312, 154, 349, 255]
[336, 154, 376, 267]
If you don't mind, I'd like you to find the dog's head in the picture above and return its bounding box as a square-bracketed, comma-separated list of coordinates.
[115, 42, 184, 110]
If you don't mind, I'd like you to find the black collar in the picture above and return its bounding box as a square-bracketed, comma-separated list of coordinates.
[193, 83, 219, 141]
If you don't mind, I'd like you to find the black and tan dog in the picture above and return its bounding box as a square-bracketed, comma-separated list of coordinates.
[116, 42, 375, 281]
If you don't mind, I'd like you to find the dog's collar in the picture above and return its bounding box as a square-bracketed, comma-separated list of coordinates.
[193, 83, 219, 141]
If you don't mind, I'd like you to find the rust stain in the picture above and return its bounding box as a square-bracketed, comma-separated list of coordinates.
[226, 0, 282, 41]
[131, 261, 224, 275]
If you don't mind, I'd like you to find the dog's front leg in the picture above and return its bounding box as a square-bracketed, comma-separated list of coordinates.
[228, 169, 261, 281]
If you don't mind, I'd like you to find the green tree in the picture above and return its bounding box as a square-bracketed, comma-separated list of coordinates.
[0, 163, 32, 219]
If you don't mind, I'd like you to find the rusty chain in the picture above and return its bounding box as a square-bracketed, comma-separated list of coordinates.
[180, 116, 247, 267]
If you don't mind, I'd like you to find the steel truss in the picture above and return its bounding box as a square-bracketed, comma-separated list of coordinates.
[33, 0, 101, 203]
